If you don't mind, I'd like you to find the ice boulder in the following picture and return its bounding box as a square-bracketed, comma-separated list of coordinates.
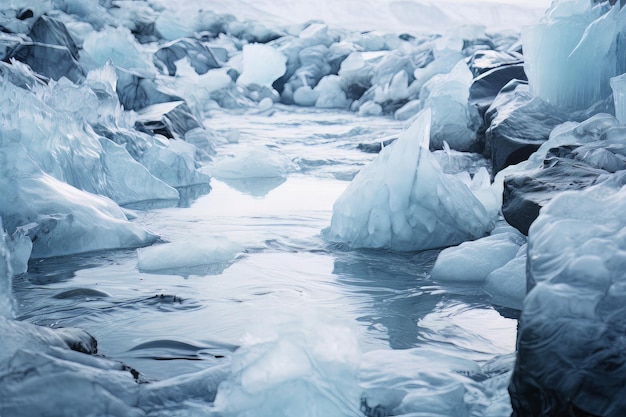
[209, 146, 295, 180]
[83, 25, 151, 72]
[154, 38, 223, 76]
[430, 228, 525, 282]
[327, 109, 493, 251]
[420, 60, 481, 152]
[0, 144, 157, 258]
[237, 44, 287, 88]
[523, 1, 625, 111]
[484, 244, 527, 311]
[510, 172, 626, 417]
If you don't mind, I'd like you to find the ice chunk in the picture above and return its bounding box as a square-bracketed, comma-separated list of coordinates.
[237, 44, 287, 88]
[209, 146, 295, 180]
[510, 173, 626, 416]
[358, 100, 383, 116]
[421, 60, 481, 151]
[611, 72, 626, 124]
[293, 85, 319, 106]
[484, 245, 527, 310]
[83, 25, 152, 71]
[327, 109, 494, 251]
[314, 75, 351, 109]
[0, 144, 157, 258]
[523, 1, 624, 110]
[431, 230, 525, 282]
[137, 238, 243, 275]
[213, 316, 361, 417]
[394, 99, 421, 121]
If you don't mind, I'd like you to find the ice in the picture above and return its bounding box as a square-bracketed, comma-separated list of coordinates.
[327, 109, 493, 251]
[611, 72, 626, 124]
[0, 218, 14, 318]
[314, 75, 351, 109]
[358, 100, 383, 117]
[0, 143, 157, 258]
[237, 43, 287, 88]
[484, 245, 527, 310]
[510, 173, 626, 416]
[523, 1, 625, 111]
[420, 60, 481, 151]
[209, 146, 296, 180]
[213, 316, 361, 417]
[137, 237, 244, 274]
[82, 25, 152, 72]
[431, 228, 525, 282]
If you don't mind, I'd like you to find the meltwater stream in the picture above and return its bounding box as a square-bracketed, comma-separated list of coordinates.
[13, 107, 516, 416]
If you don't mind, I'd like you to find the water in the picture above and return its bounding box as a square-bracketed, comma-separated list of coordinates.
[13, 106, 517, 416]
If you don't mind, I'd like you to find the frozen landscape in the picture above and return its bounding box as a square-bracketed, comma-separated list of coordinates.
[0, 0, 625, 416]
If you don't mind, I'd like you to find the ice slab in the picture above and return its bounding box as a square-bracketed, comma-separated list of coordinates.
[327, 109, 493, 251]
[237, 43, 287, 88]
[137, 238, 243, 275]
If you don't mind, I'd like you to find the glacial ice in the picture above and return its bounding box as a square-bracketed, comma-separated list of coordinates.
[484, 245, 527, 310]
[523, 0, 625, 110]
[510, 174, 626, 416]
[209, 146, 296, 180]
[327, 109, 493, 251]
[611, 72, 626, 124]
[431, 228, 525, 282]
[237, 43, 287, 88]
[420, 60, 481, 151]
[137, 238, 244, 274]
[0, 218, 14, 318]
[83, 25, 152, 72]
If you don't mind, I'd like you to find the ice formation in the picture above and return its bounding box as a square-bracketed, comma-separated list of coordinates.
[137, 238, 244, 274]
[484, 245, 527, 311]
[327, 110, 494, 251]
[523, 0, 626, 111]
[209, 146, 296, 180]
[510, 174, 626, 417]
[430, 227, 525, 282]
[237, 43, 287, 88]
[611, 73, 626, 124]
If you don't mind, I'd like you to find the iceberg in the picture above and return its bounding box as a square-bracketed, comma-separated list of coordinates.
[327, 109, 493, 251]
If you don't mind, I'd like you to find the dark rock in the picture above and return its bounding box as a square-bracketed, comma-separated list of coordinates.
[135, 101, 202, 139]
[502, 152, 609, 235]
[28, 16, 79, 59]
[466, 49, 523, 77]
[485, 80, 569, 173]
[7, 42, 85, 82]
[469, 64, 526, 116]
[154, 38, 223, 76]
[17, 9, 34, 20]
[115, 68, 181, 111]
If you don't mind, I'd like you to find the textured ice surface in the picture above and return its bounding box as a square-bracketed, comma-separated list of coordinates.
[484, 244, 527, 310]
[611, 72, 626, 124]
[137, 238, 243, 274]
[421, 60, 480, 151]
[523, 1, 625, 110]
[510, 174, 626, 416]
[0, 143, 157, 258]
[83, 25, 152, 72]
[237, 43, 287, 87]
[214, 317, 361, 417]
[328, 109, 493, 250]
[431, 228, 525, 282]
[209, 146, 296, 180]
[0, 219, 13, 318]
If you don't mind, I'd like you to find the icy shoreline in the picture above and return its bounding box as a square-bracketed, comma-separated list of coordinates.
[1, 0, 626, 416]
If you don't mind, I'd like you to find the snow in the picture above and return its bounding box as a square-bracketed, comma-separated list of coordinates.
[327, 109, 494, 250]
[137, 238, 244, 274]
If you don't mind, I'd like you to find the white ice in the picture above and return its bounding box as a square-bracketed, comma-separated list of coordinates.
[327, 109, 494, 251]
[137, 237, 244, 274]
[484, 244, 527, 310]
[431, 227, 525, 282]
[237, 44, 287, 88]
[208, 146, 296, 180]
